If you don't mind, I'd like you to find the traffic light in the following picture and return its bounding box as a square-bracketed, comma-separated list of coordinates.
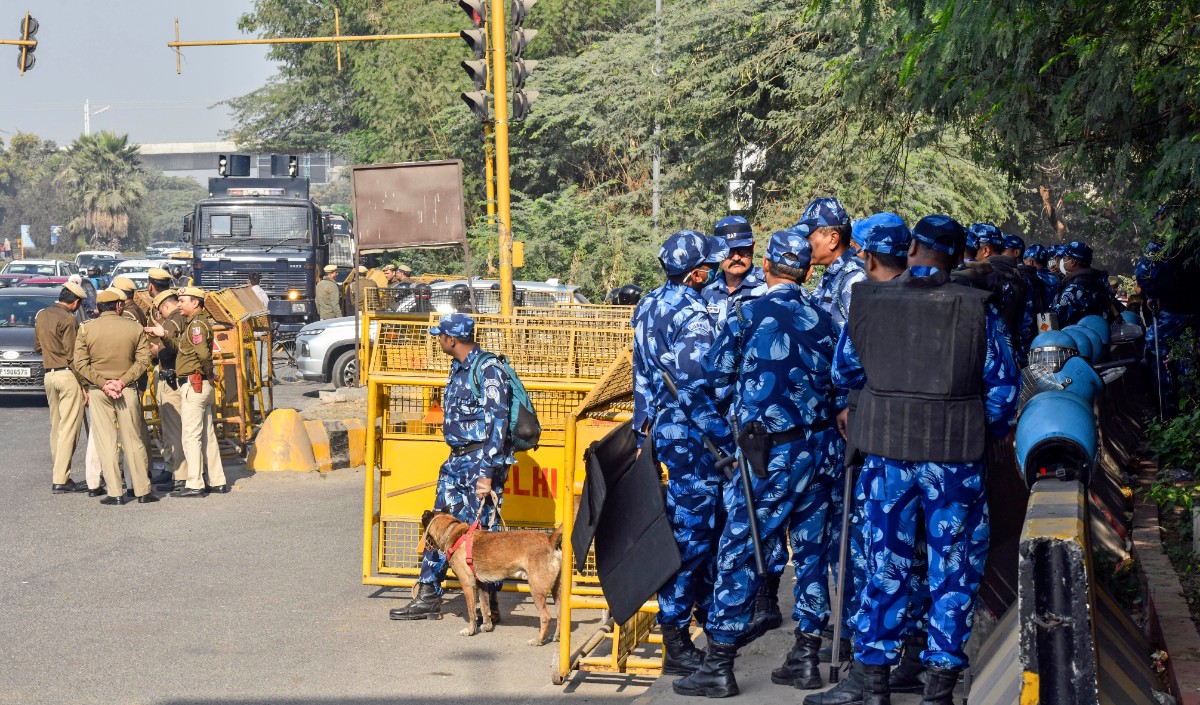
[17, 13, 37, 75]
[460, 29, 487, 60]
[461, 60, 488, 91]
[510, 0, 538, 120]
[458, 0, 487, 28]
[461, 91, 490, 122]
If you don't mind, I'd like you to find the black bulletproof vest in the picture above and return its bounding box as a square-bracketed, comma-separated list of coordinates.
[847, 270, 991, 463]
[985, 255, 1028, 336]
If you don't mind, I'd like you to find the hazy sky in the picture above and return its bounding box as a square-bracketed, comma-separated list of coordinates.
[2, 1, 275, 147]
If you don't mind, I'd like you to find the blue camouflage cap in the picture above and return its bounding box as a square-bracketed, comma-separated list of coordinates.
[1063, 241, 1092, 262]
[912, 214, 966, 256]
[766, 230, 813, 269]
[1025, 244, 1047, 261]
[714, 215, 755, 249]
[854, 213, 911, 257]
[969, 223, 1004, 247]
[965, 228, 980, 250]
[796, 197, 850, 230]
[704, 235, 730, 265]
[1002, 233, 1025, 252]
[429, 312, 475, 338]
[658, 230, 710, 276]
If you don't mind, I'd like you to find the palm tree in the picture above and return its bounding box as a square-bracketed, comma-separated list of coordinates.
[56, 131, 147, 250]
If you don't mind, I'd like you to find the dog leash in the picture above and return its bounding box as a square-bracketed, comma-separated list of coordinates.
[446, 491, 504, 581]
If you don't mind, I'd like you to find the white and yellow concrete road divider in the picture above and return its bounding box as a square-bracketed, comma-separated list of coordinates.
[247, 408, 366, 473]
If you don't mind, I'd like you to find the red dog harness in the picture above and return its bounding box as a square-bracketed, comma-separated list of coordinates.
[447, 518, 482, 580]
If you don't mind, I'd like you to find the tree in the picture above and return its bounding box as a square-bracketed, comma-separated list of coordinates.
[56, 132, 147, 251]
[126, 170, 208, 249]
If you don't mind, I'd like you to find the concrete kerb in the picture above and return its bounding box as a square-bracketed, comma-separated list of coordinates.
[248, 408, 366, 473]
[1132, 464, 1200, 705]
[304, 417, 366, 472]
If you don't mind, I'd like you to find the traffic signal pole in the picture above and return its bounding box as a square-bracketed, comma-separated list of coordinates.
[489, 0, 515, 316]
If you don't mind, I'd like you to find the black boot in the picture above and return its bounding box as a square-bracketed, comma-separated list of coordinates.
[803, 661, 863, 705]
[672, 641, 739, 698]
[889, 631, 928, 694]
[388, 583, 442, 620]
[919, 666, 958, 705]
[771, 631, 823, 689]
[749, 574, 783, 633]
[661, 623, 706, 676]
[819, 636, 853, 663]
[862, 664, 890, 705]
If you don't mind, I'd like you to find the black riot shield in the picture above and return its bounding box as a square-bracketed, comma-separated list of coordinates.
[573, 420, 681, 625]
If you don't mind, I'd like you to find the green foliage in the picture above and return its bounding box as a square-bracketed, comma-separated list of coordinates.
[1146, 332, 1200, 511]
[126, 170, 207, 246]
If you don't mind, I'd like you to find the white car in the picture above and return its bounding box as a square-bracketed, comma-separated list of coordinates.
[74, 250, 122, 269]
[110, 258, 174, 279]
[2, 259, 75, 277]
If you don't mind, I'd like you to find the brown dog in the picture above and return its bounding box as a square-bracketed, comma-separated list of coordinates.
[421, 509, 562, 645]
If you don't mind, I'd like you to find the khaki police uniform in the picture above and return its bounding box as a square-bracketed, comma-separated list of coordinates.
[72, 309, 153, 499]
[34, 299, 86, 485]
[316, 276, 341, 321]
[175, 301, 226, 490]
[152, 302, 190, 483]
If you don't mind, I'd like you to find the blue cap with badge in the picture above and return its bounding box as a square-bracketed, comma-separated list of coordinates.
[659, 230, 711, 276]
[429, 312, 476, 338]
[765, 230, 813, 269]
[1062, 241, 1092, 262]
[969, 223, 1004, 247]
[1002, 233, 1026, 252]
[912, 214, 967, 256]
[795, 197, 850, 231]
[714, 215, 755, 249]
[854, 213, 910, 257]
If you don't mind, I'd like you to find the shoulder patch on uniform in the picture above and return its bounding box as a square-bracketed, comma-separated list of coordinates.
[190, 326, 204, 345]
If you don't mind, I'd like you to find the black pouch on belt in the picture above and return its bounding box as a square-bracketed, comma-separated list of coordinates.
[735, 421, 771, 479]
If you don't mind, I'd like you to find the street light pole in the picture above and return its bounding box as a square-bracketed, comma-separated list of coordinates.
[84, 100, 110, 136]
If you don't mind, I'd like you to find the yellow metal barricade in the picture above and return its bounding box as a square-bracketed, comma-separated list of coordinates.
[362, 308, 658, 684]
[203, 286, 274, 454]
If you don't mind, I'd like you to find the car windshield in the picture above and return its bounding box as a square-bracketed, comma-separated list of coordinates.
[113, 263, 151, 276]
[0, 295, 56, 327]
[4, 263, 56, 276]
[198, 204, 310, 242]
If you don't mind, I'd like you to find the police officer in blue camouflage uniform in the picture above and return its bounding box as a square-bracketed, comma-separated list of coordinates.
[1054, 241, 1116, 326]
[633, 230, 736, 676]
[703, 216, 766, 330]
[969, 224, 1031, 361]
[1023, 244, 1060, 303]
[672, 231, 845, 698]
[797, 198, 864, 330]
[390, 313, 513, 622]
[1135, 238, 1200, 413]
[827, 214, 1019, 705]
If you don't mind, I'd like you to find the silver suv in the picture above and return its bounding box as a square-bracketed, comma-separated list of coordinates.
[294, 279, 587, 387]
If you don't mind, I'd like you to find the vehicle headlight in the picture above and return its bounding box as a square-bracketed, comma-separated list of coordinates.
[291, 302, 306, 313]
[299, 326, 326, 338]
[287, 290, 300, 301]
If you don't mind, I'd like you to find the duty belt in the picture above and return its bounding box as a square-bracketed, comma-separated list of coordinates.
[769, 418, 832, 447]
[158, 368, 180, 390]
[449, 441, 486, 457]
[44, 367, 69, 373]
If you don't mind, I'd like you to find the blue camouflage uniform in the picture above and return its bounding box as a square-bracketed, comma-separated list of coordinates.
[703, 215, 765, 330]
[704, 231, 847, 645]
[793, 197, 865, 330]
[1025, 245, 1060, 303]
[633, 231, 736, 628]
[1054, 241, 1115, 326]
[417, 314, 514, 595]
[835, 217, 1019, 671]
[1136, 241, 1199, 411]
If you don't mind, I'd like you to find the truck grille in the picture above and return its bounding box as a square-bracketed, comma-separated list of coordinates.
[198, 268, 312, 295]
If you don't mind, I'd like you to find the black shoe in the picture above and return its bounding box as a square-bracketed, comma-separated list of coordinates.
[137, 493, 160, 504]
[389, 582, 442, 620]
[149, 471, 173, 484]
[804, 661, 864, 705]
[207, 484, 231, 494]
[125, 488, 136, 498]
[671, 641, 739, 698]
[862, 664, 890, 705]
[171, 487, 207, 498]
[99, 496, 126, 506]
[772, 631, 823, 689]
[51, 480, 88, 494]
[87, 487, 106, 497]
[919, 666, 958, 705]
[820, 637, 853, 663]
[661, 623, 706, 676]
[749, 573, 784, 634]
[889, 631, 928, 694]
[171, 480, 185, 492]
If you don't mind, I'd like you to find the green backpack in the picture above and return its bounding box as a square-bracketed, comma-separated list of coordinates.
[468, 352, 542, 451]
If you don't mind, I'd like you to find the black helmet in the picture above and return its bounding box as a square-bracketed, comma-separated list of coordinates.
[611, 283, 643, 306]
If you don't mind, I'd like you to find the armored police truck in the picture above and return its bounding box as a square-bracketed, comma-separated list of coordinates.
[184, 174, 332, 334]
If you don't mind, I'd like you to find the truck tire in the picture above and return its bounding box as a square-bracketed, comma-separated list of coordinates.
[331, 348, 358, 389]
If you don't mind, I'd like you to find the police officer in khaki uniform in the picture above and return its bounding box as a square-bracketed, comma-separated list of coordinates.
[110, 276, 148, 327]
[35, 281, 89, 493]
[151, 287, 228, 497]
[147, 268, 174, 300]
[72, 288, 156, 505]
[316, 264, 342, 320]
[145, 290, 189, 492]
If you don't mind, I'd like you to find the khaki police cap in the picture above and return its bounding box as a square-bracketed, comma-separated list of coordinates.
[397, 264, 413, 274]
[178, 286, 206, 299]
[63, 282, 87, 299]
[356, 266, 368, 274]
[97, 288, 124, 304]
[323, 264, 338, 273]
[110, 275, 137, 292]
[148, 268, 172, 281]
[152, 290, 178, 309]
[381, 264, 396, 272]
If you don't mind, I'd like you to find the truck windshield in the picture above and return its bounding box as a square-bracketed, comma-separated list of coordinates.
[328, 219, 354, 268]
[197, 204, 310, 243]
